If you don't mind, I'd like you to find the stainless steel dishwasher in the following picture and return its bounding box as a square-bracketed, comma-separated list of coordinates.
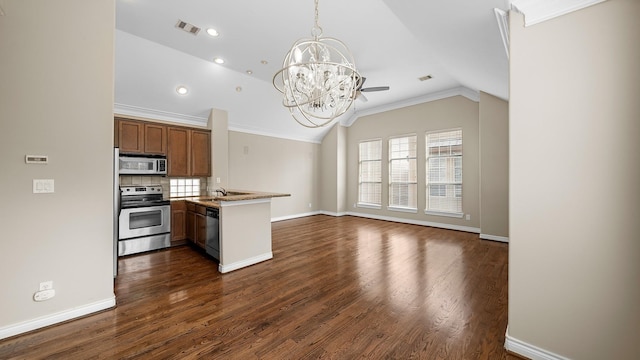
[205, 208, 220, 261]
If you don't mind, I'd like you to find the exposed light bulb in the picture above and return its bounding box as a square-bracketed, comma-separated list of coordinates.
[206, 28, 219, 37]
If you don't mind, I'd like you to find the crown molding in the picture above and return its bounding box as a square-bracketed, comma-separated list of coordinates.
[113, 103, 208, 127]
[341, 86, 480, 128]
[227, 123, 323, 144]
[510, 0, 607, 27]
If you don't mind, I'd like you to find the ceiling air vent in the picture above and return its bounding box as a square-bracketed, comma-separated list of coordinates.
[418, 75, 433, 81]
[175, 20, 201, 35]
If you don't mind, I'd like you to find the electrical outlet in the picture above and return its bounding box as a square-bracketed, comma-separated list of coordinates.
[465, 214, 471, 221]
[308, 203, 312, 208]
[39, 281, 53, 291]
[216, 177, 221, 184]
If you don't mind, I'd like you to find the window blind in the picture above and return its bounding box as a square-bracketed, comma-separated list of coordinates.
[426, 129, 462, 214]
[389, 135, 417, 209]
[358, 140, 382, 206]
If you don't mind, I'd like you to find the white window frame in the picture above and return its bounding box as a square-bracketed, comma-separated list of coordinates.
[388, 134, 418, 212]
[357, 139, 382, 209]
[425, 129, 463, 218]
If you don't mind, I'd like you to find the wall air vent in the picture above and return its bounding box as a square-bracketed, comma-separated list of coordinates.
[175, 20, 201, 35]
[418, 75, 433, 81]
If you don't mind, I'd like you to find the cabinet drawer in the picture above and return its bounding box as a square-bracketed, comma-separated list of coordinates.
[196, 205, 206, 215]
[187, 202, 195, 212]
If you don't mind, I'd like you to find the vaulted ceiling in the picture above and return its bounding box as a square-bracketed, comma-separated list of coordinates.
[115, 0, 510, 142]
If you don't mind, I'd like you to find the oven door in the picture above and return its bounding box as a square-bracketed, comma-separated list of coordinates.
[119, 205, 170, 240]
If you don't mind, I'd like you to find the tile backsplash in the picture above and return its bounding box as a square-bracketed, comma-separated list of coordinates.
[119, 176, 208, 199]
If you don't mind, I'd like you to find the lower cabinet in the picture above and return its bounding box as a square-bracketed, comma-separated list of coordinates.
[170, 200, 187, 244]
[185, 202, 206, 249]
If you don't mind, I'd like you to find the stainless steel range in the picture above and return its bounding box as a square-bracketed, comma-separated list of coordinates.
[118, 185, 171, 256]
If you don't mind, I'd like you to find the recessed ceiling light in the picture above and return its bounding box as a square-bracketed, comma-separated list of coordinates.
[206, 28, 219, 37]
[260, 60, 268, 65]
[213, 57, 225, 64]
[176, 86, 189, 95]
[246, 70, 253, 75]
[236, 86, 243, 92]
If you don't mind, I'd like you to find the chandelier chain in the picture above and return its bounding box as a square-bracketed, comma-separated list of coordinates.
[312, 0, 322, 38]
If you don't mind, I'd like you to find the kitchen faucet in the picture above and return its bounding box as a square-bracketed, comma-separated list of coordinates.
[215, 187, 227, 196]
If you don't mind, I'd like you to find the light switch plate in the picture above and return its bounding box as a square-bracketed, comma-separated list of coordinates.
[33, 179, 54, 193]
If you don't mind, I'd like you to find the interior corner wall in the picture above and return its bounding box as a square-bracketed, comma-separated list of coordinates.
[336, 125, 347, 214]
[479, 92, 509, 240]
[210, 108, 229, 190]
[319, 124, 339, 213]
[508, 1, 640, 359]
[0, 0, 116, 338]
[227, 131, 319, 219]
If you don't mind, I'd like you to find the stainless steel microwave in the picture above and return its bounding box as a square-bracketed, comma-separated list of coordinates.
[119, 155, 167, 175]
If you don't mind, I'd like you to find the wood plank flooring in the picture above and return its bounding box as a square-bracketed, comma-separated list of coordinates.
[0, 215, 518, 359]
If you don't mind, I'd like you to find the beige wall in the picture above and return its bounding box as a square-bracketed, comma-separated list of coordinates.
[479, 92, 509, 239]
[346, 96, 480, 230]
[0, 0, 115, 337]
[210, 109, 229, 190]
[508, 1, 640, 359]
[319, 124, 348, 214]
[228, 131, 320, 219]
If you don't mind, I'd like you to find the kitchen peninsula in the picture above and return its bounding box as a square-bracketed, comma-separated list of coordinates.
[184, 190, 289, 273]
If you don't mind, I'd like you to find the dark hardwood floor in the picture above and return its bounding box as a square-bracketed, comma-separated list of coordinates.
[0, 215, 518, 359]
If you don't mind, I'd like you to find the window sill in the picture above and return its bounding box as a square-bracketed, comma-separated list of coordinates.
[357, 203, 382, 210]
[424, 210, 464, 218]
[387, 206, 418, 214]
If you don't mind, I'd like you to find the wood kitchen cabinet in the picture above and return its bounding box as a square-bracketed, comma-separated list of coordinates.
[167, 127, 190, 176]
[167, 126, 211, 177]
[185, 202, 206, 249]
[191, 130, 211, 177]
[170, 200, 187, 244]
[115, 118, 167, 155]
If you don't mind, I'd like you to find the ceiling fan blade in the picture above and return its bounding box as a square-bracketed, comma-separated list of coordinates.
[361, 86, 390, 92]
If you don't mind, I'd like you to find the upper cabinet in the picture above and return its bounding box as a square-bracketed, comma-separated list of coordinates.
[167, 127, 211, 177]
[115, 117, 211, 177]
[191, 130, 211, 177]
[116, 118, 167, 155]
[167, 127, 191, 177]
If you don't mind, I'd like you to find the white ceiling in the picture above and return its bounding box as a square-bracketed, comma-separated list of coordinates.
[114, 0, 510, 143]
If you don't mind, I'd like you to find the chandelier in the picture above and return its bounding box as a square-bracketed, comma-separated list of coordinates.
[273, 0, 361, 128]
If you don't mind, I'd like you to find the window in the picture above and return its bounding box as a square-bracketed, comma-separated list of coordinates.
[426, 129, 462, 215]
[358, 139, 382, 207]
[389, 135, 417, 210]
[170, 178, 201, 197]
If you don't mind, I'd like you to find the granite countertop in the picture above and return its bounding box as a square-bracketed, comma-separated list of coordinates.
[172, 190, 290, 208]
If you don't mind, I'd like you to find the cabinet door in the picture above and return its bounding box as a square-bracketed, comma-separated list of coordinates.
[170, 201, 187, 243]
[118, 119, 144, 153]
[195, 213, 207, 249]
[191, 130, 211, 177]
[186, 210, 195, 243]
[167, 127, 190, 177]
[144, 123, 167, 155]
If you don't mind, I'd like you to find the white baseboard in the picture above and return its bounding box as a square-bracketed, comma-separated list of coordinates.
[218, 252, 273, 273]
[346, 211, 481, 233]
[271, 211, 321, 222]
[505, 326, 570, 360]
[480, 233, 509, 243]
[0, 296, 116, 340]
[273, 210, 481, 234]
